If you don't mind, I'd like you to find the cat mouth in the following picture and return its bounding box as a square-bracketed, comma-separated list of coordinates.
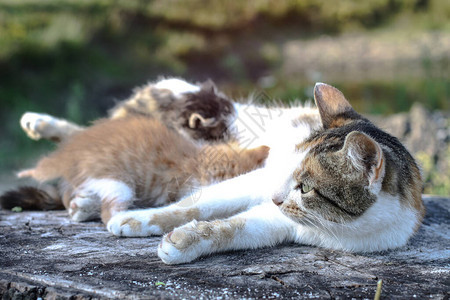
[279, 205, 319, 227]
[279, 203, 307, 219]
[279, 201, 349, 227]
[287, 211, 334, 229]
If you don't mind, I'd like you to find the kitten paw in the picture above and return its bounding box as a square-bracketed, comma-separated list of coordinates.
[68, 195, 101, 222]
[20, 112, 59, 140]
[107, 210, 164, 237]
[16, 169, 36, 178]
[158, 221, 210, 264]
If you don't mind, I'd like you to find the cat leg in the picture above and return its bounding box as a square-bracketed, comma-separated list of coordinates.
[74, 178, 134, 224]
[20, 112, 83, 142]
[60, 180, 100, 221]
[107, 168, 272, 237]
[158, 202, 298, 264]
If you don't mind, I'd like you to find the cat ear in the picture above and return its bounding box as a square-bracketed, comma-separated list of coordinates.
[201, 79, 217, 93]
[340, 131, 385, 187]
[313, 83, 356, 128]
[151, 88, 177, 108]
[188, 113, 215, 129]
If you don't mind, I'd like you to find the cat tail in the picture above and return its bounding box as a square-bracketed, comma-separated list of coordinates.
[1, 153, 67, 210]
[0, 185, 64, 210]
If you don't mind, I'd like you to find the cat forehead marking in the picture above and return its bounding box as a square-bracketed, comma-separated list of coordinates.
[296, 134, 342, 153]
[328, 117, 354, 129]
[154, 79, 200, 96]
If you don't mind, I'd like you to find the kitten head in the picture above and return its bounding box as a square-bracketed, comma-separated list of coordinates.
[180, 80, 235, 141]
[110, 78, 235, 142]
[152, 79, 235, 142]
[273, 83, 424, 251]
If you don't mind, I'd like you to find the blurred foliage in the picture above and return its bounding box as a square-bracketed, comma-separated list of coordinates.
[267, 77, 450, 114]
[0, 0, 449, 194]
[416, 148, 450, 195]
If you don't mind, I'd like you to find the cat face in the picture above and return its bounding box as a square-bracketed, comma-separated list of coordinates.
[152, 80, 235, 141]
[180, 81, 235, 141]
[273, 83, 424, 228]
[276, 131, 382, 224]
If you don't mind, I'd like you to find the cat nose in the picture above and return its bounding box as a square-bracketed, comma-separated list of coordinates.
[272, 196, 284, 206]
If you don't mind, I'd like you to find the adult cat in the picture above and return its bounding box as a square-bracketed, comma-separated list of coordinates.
[105, 83, 424, 264]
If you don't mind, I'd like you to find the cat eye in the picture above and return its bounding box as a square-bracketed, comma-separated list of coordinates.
[297, 182, 314, 194]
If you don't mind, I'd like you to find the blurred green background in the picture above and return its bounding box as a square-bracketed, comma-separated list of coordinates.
[0, 0, 449, 194]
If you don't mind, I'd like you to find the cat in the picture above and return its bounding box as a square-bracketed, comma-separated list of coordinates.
[4, 82, 425, 265]
[12, 116, 269, 223]
[5, 78, 237, 214]
[20, 78, 235, 144]
[99, 83, 424, 265]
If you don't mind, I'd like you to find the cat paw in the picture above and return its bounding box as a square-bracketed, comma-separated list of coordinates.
[16, 169, 36, 178]
[68, 195, 101, 222]
[107, 210, 164, 237]
[20, 112, 58, 140]
[158, 221, 210, 264]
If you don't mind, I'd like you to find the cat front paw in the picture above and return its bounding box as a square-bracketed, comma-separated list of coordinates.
[107, 210, 164, 237]
[158, 221, 211, 264]
[20, 112, 58, 140]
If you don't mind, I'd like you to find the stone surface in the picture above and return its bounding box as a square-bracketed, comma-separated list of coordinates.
[370, 104, 450, 194]
[370, 103, 449, 158]
[0, 196, 449, 299]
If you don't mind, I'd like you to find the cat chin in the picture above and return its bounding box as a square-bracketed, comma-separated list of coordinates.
[293, 192, 420, 252]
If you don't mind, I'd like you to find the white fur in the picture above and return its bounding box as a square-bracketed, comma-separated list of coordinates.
[293, 193, 419, 252]
[154, 78, 200, 97]
[80, 178, 134, 205]
[20, 112, 82, 141]
[180, 168, 272, 218]
[230, 103, 318, 150]
[69, 194, 101, 222]
[75, 178, 134, 222]
[107, 208, 167, 236]
[158, 220, 215, 264]
[159, 203, 299, 265]
[347, 146, 366, 172]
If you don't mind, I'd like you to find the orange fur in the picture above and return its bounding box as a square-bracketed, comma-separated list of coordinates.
[25, 116, 269, 223]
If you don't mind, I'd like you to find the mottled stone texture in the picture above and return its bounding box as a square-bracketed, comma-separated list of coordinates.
[0, 196, 448, 299]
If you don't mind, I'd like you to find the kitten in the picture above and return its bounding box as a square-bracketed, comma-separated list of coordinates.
[103, 83, 424, 264]
[12, 116, 269, 223]
[20, 78, 235, 144]
[110, 78, 235, 142]
[8, 78, 236, 213]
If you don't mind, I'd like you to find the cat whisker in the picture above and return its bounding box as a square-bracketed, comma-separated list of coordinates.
[305, 211, 345, 250]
